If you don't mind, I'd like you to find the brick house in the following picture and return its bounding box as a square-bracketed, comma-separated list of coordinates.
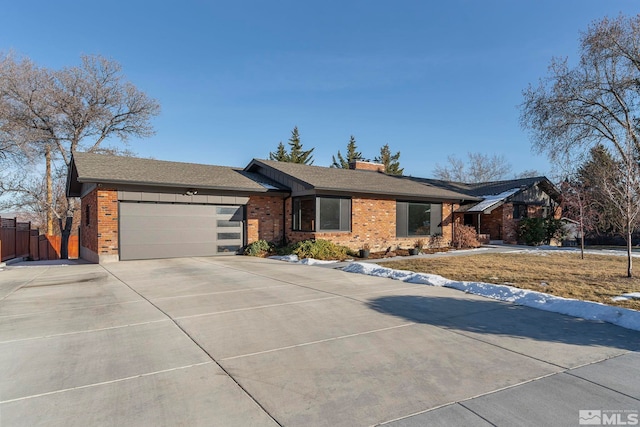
[67, 153, 559, 263]
[408, 176, 562, 244]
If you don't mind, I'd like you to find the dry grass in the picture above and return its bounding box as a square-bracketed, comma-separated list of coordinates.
[383, 252, 640, 311]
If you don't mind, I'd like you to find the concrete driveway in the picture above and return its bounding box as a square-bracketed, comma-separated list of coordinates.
[1, 256, 639, 426]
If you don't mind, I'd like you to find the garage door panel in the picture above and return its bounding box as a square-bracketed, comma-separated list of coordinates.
[119, 202, 243, 261]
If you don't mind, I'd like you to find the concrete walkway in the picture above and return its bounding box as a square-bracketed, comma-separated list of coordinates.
[1, 256, 638, 426]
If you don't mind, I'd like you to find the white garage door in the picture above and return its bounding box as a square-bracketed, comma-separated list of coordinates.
[119, 202, 243, 260]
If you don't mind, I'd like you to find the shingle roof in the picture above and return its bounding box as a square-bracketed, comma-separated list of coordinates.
[460, 176, 553, 197]
[407, 175, 560, 198]
[246, 159, 479, 201]
[67, 152, 287, 196]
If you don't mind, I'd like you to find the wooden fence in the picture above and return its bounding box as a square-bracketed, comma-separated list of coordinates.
[0, 217, 78, 262]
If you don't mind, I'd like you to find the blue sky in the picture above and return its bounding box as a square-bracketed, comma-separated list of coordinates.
[2, 1, 638, 178]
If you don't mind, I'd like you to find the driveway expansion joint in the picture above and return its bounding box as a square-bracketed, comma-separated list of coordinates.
[101, 264, 285, 427]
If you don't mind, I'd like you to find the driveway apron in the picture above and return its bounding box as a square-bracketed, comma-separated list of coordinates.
[1, 256, 638, 426]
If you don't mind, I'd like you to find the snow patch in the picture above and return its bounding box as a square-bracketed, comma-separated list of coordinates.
[612, 292, 640, 302]
[342, 262, 640, 331]
[267, 255, 338, 266]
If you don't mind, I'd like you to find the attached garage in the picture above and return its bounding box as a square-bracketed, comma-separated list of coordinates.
[67, 152, 286, 263]
[119, 202, 244, 260]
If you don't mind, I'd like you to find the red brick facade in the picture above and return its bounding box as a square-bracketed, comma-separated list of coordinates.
[348, 161, 385, 173]
[80, 187, 119, 262]
[278, 197, 454, 251]
[456, 203, 563, 245]
[82, 187, 552, 262]
[246, 195, 285, 244]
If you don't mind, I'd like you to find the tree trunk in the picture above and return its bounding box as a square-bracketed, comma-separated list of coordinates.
[59, 216, 73, 260]
[627, 230, 633, 278]
[46, 145, 54, 235]
[579, 207, 585, 260]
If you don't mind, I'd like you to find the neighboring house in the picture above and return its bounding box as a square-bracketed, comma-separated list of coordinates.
[408, 176, 562, 244]
[66, 153, 560, 263]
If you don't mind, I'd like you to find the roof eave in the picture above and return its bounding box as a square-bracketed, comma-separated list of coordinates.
[74, 177, 276, 194]
[312, 186, 480, 202]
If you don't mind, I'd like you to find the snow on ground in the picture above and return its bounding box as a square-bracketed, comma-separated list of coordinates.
[612, 292, 640, 302]
[268, 255, 339, 266]
[342, 262, 640, 332]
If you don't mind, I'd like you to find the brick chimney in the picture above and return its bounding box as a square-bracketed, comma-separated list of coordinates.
[348, 160, 385, 173]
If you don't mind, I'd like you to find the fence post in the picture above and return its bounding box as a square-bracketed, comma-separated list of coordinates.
[14, 217, 18, 260]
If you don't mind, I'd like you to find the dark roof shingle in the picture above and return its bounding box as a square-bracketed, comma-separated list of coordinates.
[68, 152, 286, 195]
[247, 159, 479, 201]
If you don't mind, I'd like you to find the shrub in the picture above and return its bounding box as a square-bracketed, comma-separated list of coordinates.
[243, 240, 274, 257]
[452, 225, 481, 249]
[518, 217, 567, 246]
[289, 239, 351, 260]
[518, 218, 546, 246]
[429, 234, 446, 248]
[545, 217, 567, 243]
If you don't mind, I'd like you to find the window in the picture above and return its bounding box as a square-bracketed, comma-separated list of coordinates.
[396, 202, 442, 237]
[218, 232, 241, 240]
[513, 204, 528, 219]
[292, 196, 351, 232]
[217, 220, 241, 228]
[293, 197, 315, 231]
[319, 198, 341, 230]
[216, 206, 241, 215]
[85, 205, 91, 227]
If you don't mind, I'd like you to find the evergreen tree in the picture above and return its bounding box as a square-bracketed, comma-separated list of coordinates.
[576, 145, 621, 236]
[375, 144, 403, 175]
[269, 142, 289, 162]
[287, 126, 314, 164]
[331, 135, 363, 168]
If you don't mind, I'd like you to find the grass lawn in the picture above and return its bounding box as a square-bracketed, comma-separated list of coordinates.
[382, 252, 640, 311]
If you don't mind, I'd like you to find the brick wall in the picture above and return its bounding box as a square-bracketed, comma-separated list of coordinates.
[441, 203, 456, 245]
[80, 188, 98, 255]
[246, 195, 285, 244]
[97, 189, 119, 257]
[79, 187, 119, 262]
[479, 206, 504, 240]
[502, 203, 518, 244]
[348, 161, 385, 172]
[283, 197, 452, 251]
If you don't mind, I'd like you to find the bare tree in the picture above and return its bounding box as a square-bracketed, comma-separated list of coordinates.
[559, 173, 601, 260]
[520, 14, 640, 276]
[434, 152, 512, 183]
[515, 169, 542, 179]
[591, 146, 640, 276]
[0, 53, 160, 258]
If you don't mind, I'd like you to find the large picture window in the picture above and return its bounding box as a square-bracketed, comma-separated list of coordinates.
[396, 202, 442, 237]
[292, 196, 351, 232]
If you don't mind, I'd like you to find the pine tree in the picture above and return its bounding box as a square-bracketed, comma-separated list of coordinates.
[375, 144, 403, 175]
[287, 126, 314, 165]
[269, 142, 289, 162]
[331, 135, 363, 168]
